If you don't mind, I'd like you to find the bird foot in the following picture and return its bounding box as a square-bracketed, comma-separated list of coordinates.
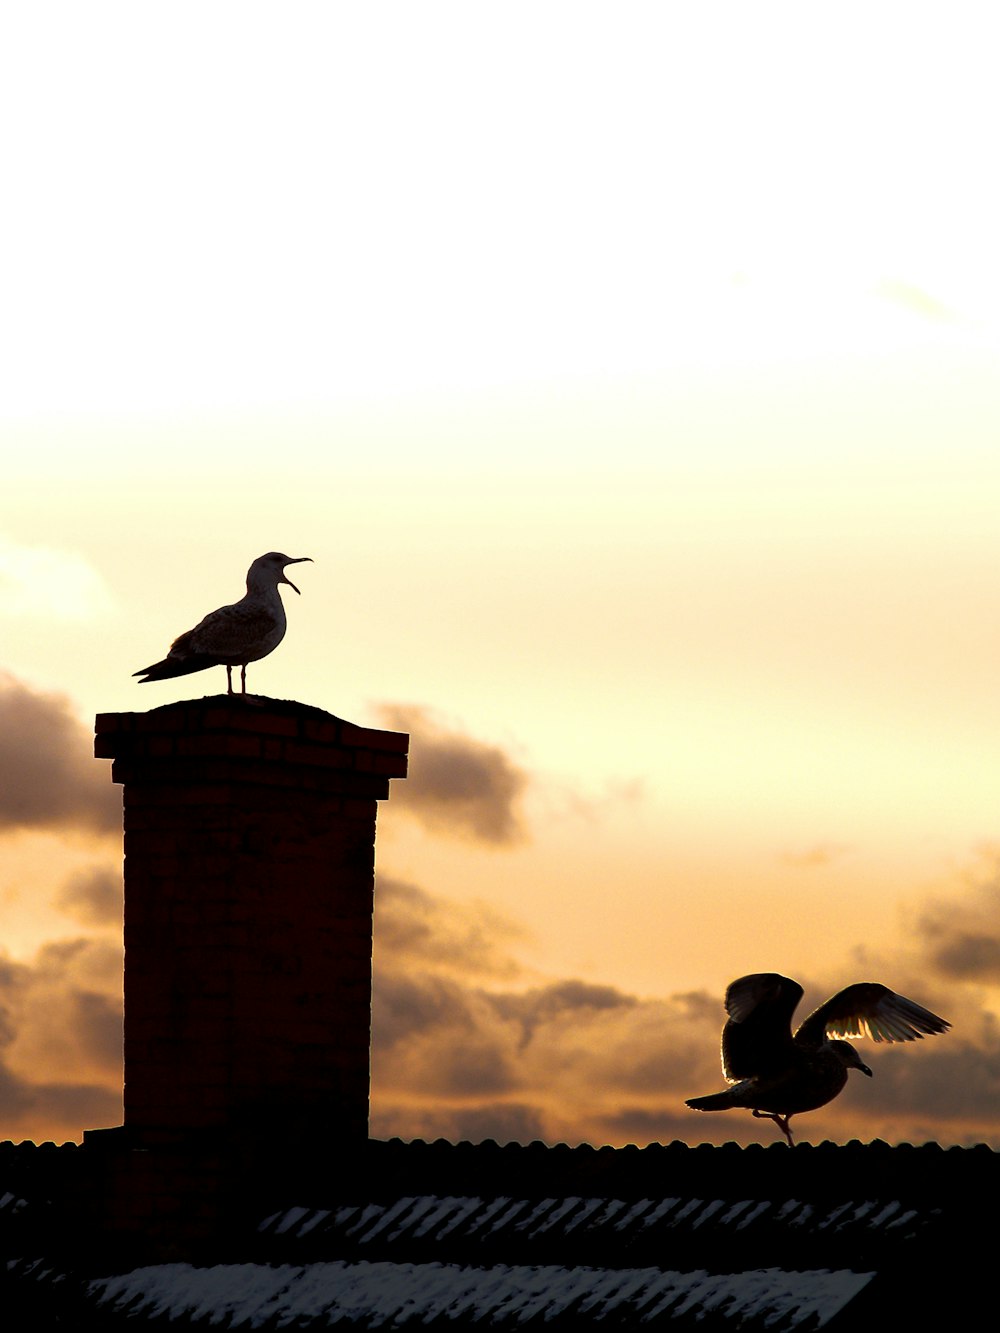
[752, 1109, 795, 1146]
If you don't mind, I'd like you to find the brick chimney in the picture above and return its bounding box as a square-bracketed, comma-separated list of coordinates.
[93, 697, 407, 1150]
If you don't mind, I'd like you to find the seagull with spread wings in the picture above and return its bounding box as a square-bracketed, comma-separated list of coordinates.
[134, 551, 312, 696]
[686, 972, 949, 1145]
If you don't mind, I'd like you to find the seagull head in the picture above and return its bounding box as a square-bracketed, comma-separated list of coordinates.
[829, 1039, 873, 1077]
[249, 552, 313, 594]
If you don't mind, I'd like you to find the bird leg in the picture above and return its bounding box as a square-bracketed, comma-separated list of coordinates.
[240, 664, 247, 694]
[225, 665, 234, 695]
[752, 1109, 795, 1146]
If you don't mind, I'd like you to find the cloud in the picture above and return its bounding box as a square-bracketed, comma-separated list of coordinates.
[547, 777, 647, 826]
[491, 979, 639, 1050]
[370, 962, 726, 1146]
[4, 938, 123, 1078]
[6, 823, 1000, 1148]
[57, 864, 123, 926]
[374, 875, 525, 980]
[913, 853, 1000, 985]
[369, 874, 729, 1146]
[373, 970, 524, 1099]
[0, 674, 120, 834]
[853, 1032, 1000, 1124]
[930, 932, 1000, 983]
[374, 704, 529, 844]
[370, 1099, 551, 1147]
[0, 936, 122, 1142]
[0, 538, 115, 621]
[369, 862, 1000, 1148]
[778, 842, 851, 869]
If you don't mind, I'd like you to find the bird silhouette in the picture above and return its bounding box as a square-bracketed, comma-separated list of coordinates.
[134, 552, 312, 696]
[685, 972, 949, 1145]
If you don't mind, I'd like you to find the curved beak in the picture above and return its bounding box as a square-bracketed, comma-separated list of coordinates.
[281, 557, 313, 595]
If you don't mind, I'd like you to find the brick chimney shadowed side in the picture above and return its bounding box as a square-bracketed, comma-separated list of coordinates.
[94, 697, 407, 1150]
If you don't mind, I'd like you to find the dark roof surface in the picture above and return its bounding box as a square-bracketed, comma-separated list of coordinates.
[2, 1136, 993, 1328]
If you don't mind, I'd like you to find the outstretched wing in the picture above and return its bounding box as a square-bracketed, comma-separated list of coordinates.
[794, 982, 950, 1048]
[722, 973, 803, 1081]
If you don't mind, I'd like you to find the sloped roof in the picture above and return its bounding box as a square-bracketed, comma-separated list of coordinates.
[2, 1136, 994, 1328]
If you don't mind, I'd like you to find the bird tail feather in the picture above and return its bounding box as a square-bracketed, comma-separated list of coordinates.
[685, 1090, 742, 1112]
[133, 655, 220, 682]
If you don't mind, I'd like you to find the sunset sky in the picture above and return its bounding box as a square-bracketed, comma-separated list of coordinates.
[3, 5, 1000, 1148]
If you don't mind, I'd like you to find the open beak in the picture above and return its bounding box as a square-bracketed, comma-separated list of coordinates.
[281, 557, 313, 595]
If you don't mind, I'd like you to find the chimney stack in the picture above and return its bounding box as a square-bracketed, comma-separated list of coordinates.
[94, 697, 407, 1150]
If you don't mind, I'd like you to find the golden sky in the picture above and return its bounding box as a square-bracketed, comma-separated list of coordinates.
[2, 4, 999, 1147]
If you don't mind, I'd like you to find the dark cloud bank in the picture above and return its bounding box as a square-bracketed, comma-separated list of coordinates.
[0, 676, 123, 1139]
[374, 704, 529, 844]
[0, 674, 119, 834]
[364, 705, 1000, 1147]
[1, 679, 999, 1147]
[4, 864, 999, 1148]
[370, 873, 1000, 1149]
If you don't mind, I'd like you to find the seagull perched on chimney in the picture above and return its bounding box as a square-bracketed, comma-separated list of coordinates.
[134, 552, 312, 696]
[685, 972, 949, 1145]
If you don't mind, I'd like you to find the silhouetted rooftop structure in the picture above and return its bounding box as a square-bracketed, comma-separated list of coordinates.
[0, 697, 989, 1328]
[2, 1134, 994, 1327]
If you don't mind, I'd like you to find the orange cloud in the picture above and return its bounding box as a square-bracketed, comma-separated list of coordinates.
[56, 865, 123, 927]
[0, 936, 122, 1142]
[0, 679, 997, 1149]
[371, 871, 1000, 1149]
[374, 876, 525, 981]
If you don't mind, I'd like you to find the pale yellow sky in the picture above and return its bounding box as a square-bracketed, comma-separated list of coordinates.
[2, 4, 999, 1144]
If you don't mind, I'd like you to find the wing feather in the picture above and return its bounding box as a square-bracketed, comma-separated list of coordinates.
[794, 982, 950, 1047]
[722, 974, 803, 1081]
[185, 604, 277, 656]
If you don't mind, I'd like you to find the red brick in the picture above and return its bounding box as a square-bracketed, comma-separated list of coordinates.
[175, 734, 263, 759]
[97, 697, 404, 1145]
[301, 717, 343, 745]
[355, 748, 411, 776]
[340, 720, 410, 753]
[280, 741, 352, 769]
